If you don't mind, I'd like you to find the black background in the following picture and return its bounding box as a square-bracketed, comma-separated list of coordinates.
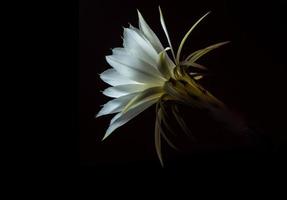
[79, 0, 286, 180]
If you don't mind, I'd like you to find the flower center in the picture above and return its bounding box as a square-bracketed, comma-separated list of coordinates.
[163, 66, 225, 110]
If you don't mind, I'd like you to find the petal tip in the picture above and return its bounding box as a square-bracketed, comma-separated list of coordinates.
[102, 128, 113, 141]
[96, 106, 107, 118]
[137, 9, 141, 16]
[101, 134, 108, 141]
[95, 111, 102, 118]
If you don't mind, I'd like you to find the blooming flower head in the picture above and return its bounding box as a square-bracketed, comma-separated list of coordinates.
[97, 7, 229, 165]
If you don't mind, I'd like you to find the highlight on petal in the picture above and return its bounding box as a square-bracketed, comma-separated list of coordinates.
[106, 55, 165, 84]
[96, 93, 138, 118]
[102, 84, 150, 98]
[137, 10, 164, 53]
[122, 86, 164, 113]
[100, 69, 139, 86]
[102, 95, 161, 140]
[176, 12, 211, 64]
[107, 53, 163, 78]
[123, 28, 158, 67]
[111, 47, 128, 56]
[112, 43, 160, 72]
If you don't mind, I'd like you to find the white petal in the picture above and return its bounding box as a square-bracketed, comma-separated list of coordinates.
[110, 52, 163, 78]
[137, 10, 164, 53]
[112, 45, 153, 67]
[110, 48, 162, 77]
[111, 47, 127, 56]
[96, 93, 138, 117]
[157, 48, 172, 79]
[157, 47, 176, 79]
[106, 55, 165, 84]
[100, 69, 138, 86]
[102, 84, 150, 98]
[113, 46, 160, 69]
[102, 95, 160, 140]
[128, 22, 175, 71]
[123, 28, 158, 67]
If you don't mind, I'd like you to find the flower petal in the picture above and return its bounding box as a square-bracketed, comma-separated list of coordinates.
[110, 50, 159, 75]
[100, 69, 139, 86]
[102, 84, 150, 98]
[111, 47, 128, 56]
[96, 93, 138, 117]
[122, 86, 164, 112]
[112, 45, 161, 73]
[123, 28, 158, 67]
[158, 48, 172, 79]
[137, 10, 164, 53]
[128, 24, 176, 71]
[102, 95, 160, 140]
[106, 54, 165, 84]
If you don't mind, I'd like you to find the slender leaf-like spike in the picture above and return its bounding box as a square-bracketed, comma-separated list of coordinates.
[171, 104, 196, 141]
[176, 12, 211, 64]
[158, 108, 178, 150]
[155, 103, 164, 166]
[160, 129, 179, 151]
[181, 61, 208, 70]
[159, 102, 180, 150]
[159, 6, 176, 63]
[183, 49, 202, 61]
[185, 41, 230, 63]
[159, 101, 177, 136]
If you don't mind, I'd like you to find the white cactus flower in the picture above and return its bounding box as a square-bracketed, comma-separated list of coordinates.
[97, 7, 229, 165]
